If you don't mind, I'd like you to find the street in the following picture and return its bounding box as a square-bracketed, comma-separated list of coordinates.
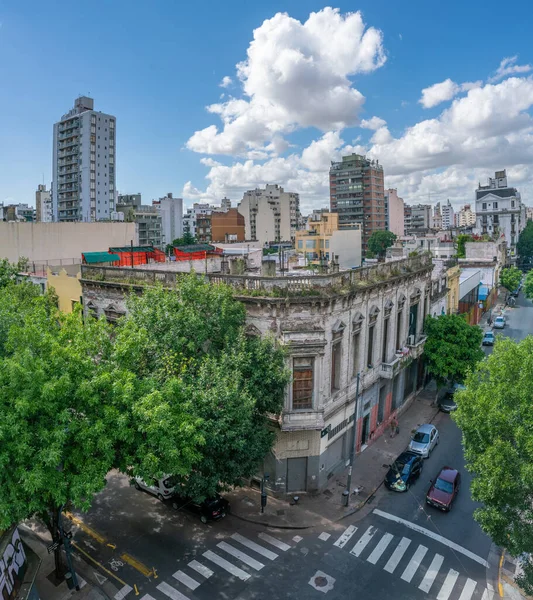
[67, 292, 533, 600]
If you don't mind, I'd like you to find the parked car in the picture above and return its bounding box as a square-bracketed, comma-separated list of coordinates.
[426, 467, 461, 511]
[134, 475, 177, 502]
[171, 493, 230, 524]
[408, 424, 439, 458]
[384, 452, 423, 492]
[439, 391, 458, 413]
[493, 316, 505, 329]
[482, 331, 495, 346]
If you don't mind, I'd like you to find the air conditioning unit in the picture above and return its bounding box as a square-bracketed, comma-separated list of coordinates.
[408, 335, 415, 346]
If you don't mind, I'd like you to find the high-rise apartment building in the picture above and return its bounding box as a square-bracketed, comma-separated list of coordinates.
[238, 184, 300, 246]
[329, 154, 385, 249]
[36, 184, 52, 222]
[405, 204, 431, 234]
[474, 170, 526, 249]
[458, 204, 476, 227]
[158, 193, 183, 246]
[117, 193, 162, 248]
[384, 188, 404, 237]
[441, 199, 455, 229]
[52, 96, 116, 222]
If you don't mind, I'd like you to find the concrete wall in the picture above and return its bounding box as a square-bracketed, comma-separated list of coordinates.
[330, 228, 362, 269]
[0, 222, 137, 262]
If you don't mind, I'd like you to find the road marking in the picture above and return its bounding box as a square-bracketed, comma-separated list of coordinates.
[172, 570, 200, 591]
[114, 585, 133, 600]
[419, 553, 444, 593]
[258, 533, 291, 551]
[401, 544, 428, 583]
[156, 581, 189, 600]
[65, 512, 107, 545]
[231, 533, 278, 560]
[71, 541, 128, 587]
[367, 533, 393, 565]
[217, 542, 265, 571]
[120, 553, 153, 578]
[350, 526, 377, 557]
[78, 577, 87, 589]
[293, 535, 303, 543]
[436, 569, 459, 600]
[140, 595, 156, 600]
[318, 532, 331, 541]
[94, 571, 108, 585]
[481, 588, 494, 600]
[373, 509, 490, 567]
[188, 560, 213, 579]
[203, 550, 251, 581]
[384, 537, 411, 574]
[334, 525, 357, 549]
[458, 578, 477, 600]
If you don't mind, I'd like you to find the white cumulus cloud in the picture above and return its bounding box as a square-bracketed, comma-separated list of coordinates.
[360, 116, 387, 130]
[219, 76, 233, 88]
[186, 7, 386, 158]
[419, 79, 482, 109]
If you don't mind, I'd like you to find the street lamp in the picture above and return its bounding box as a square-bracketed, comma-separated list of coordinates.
[260, 474, 270, 514]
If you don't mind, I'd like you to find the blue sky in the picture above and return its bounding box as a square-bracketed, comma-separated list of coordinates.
[2, 0, 533, 213]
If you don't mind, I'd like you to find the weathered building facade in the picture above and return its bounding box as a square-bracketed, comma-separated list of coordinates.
[80, 254, 432, 494]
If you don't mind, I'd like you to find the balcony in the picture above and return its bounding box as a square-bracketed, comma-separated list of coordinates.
[380, 348, 419, 379]
[280, 408, 324, 432]
[406, 333, 427, 359]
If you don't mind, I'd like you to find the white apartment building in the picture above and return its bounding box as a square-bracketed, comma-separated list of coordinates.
[430, 202, 442, 230]
[52, 97, 116, 222]
[238, 184, 300, 246]
[457, 204, 476, 227]
[442, 199, 454, 229]
[474, 170, 526, 249]
[158, 193, 183, 246]
[384, 189, 404, 237]
[36, 184, 52, 222]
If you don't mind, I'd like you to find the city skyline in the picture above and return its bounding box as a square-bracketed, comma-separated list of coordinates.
[1, 0, 533, 214]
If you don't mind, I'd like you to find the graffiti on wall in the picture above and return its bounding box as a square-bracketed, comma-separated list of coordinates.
[0, 527, 27, 600]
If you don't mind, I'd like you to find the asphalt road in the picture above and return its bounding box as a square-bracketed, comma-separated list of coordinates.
[68, 293, 533, 600]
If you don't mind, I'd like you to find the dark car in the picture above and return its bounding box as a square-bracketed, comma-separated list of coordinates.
[439, 383, 465, 413]
[171, 493, 230, 524]
[426, 467, 461, 511]
[384, 452, 423, 492]
[482, 331, 495, 346]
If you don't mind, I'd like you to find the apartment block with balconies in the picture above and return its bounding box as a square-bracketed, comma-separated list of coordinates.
[52, 96, 116, 222]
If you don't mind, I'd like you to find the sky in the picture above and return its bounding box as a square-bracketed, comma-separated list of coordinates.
[2, 0, 533, 214]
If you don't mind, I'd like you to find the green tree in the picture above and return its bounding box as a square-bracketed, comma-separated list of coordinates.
[455, 234, 473, 258]
[517, 220, 533, 265]
[500, 266, 522, 293]
[423, 314, 484, 400]
[114, 277, 289, 499]
[524, 271, 533, 299]
[453, 336, 533, 594]
[166, 232, 196, 253]
[367, 230, 397, 259]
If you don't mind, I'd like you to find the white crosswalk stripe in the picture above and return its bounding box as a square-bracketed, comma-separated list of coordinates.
[458, 578, 477, 600]
[481, 587, 494, 600]
[172, 570, 200, 591]
[231, 533, 278, 560]
[140, 595, 156, 600]
[419, 553, 444, 593]
[114, 585, 133, 600]
[258, 533, 291, 551]
[384, 536, 411, 574]
[217, 541, 265, 571]
[203, 549, 251, 581]
[350, 526, 377, 557]
[334, 525, 357, 549]
[157, 582, 189, 600]
[367, 533, 393, 565]
[436, 569, 459, 600]
[401, 544, 428, 583]
[188, 560, 213, 579]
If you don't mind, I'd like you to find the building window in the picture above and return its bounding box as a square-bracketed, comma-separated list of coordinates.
[352, 332, 360, 376]
[292, 357, 314, 410]
[298, 240, 303, 249]
[382, 317, 390, 363]
[367, 326, 375, 368]
[306, 240, 316, 249]
[482, 203, 487, 210]
[494, 202, 498, 209]
[512, 200, 515, 208]
[331, 342, 341, 392]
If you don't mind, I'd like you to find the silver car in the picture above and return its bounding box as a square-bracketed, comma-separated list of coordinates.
[408, 424, 439, 458]
[493, 316, 505, 329]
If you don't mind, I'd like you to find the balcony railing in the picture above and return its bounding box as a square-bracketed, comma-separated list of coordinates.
[280, 408, 324, 432]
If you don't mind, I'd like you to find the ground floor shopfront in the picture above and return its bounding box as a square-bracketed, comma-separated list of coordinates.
[265, 357, 425, 495]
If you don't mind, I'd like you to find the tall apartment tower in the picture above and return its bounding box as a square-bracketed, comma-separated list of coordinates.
[35, 184, 52, 222]
[158, 193, 183, 246]
[52, 96, 116, 222]
[329, 154, 385, 249]
[441, 199, 455, 229]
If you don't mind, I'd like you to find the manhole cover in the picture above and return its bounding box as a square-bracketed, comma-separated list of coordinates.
[315, 576, 328, 587]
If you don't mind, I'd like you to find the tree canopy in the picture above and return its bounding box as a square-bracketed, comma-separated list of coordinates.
[455, 234, 473, 258]
[524, 271, 533, 299]
[166, 232, 196, 253]
[423, 314, 484, 391]
[517, 220, 533, 265]
[454, 336, 533, 594]
[500, 266, 522, 293]
[367, 230, 397, 258]
[0, 273, 288, 573]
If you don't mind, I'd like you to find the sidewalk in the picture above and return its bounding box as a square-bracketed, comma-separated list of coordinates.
[227, 382, 441, 529]
[19, 522, 120, 600]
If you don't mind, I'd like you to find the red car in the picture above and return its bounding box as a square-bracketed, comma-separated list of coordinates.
[426, 467, 461, 512]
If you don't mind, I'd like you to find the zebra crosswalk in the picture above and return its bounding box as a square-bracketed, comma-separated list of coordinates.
[331, 523, 492, 599]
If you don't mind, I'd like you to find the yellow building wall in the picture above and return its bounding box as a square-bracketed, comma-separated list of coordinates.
[447, 265, 460, 314]
[47, 268, 82, 313]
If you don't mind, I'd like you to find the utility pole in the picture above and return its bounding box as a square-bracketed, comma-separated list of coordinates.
[344, 372, 360, 505]
[59, 507, 79, 591]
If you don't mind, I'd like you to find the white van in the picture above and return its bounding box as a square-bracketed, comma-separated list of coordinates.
[134, 475, 177, 502]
